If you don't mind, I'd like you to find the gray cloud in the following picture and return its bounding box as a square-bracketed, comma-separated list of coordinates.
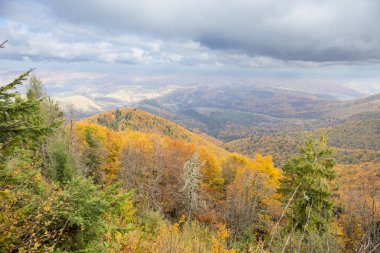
[1, 0, 380, 65]
[13, 0, 380, 62]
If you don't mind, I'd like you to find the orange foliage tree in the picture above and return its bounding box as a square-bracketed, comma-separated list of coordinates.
[223, 153, 281, 240]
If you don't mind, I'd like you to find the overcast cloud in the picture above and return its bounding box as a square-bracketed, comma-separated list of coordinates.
[3, 0, 380, 63]
[1, 0, 380, 100]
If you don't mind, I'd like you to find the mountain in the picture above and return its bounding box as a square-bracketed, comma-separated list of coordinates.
[56, 95, 105, 115]
[223, 120, 380, 166]
[140, 84, 331, 117]
[133, 84, 380, 166]
[137, 84, 335, 139]
[136, 84, 349, 137]
[59, 82, 379, 167]
[81, 107, 225, 155]
[80, 106, 380, 208]
[323, 93, 380, 119]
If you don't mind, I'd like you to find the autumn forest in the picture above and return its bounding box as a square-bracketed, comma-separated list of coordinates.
[4, 0, 380, 252]
[1, 66, 379, 253]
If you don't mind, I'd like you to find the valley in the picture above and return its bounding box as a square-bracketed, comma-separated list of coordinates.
[134, 84, 380, 166]
[3, 1, 380, 251]
[2, 74, 379, 252]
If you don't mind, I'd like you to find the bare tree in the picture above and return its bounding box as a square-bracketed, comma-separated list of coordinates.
[180, 152, 204, 221]
[120, 138, 164, 210]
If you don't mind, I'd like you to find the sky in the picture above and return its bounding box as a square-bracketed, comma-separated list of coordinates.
[1, 0, 380, 110]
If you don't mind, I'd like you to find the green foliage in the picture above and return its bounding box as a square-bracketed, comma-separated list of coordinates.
[278, 133, 336, 233]
[0, 71, 48, 156]
[124, 112, 132, 121]
[2, 71, 377, 252]
[27, 74, 46, 100]
[50, 145, 74, 184]
[84, 127, 104, 182]
[0, 156, 56, 252]
[115, 109, 122, 121]
[137, 209, 164, 234]
[45, 131, 78, 184]
[0, 73, 134, 252]
[51, 177, 132, 252]
[0, 157, 133, 252]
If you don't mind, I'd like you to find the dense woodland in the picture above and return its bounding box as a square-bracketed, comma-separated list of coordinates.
[136, 84, 380, 170]
[224, 130, 380, 166]
[1, 69, 379, 253]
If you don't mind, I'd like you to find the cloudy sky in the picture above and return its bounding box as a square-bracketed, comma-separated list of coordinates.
[1, 0, 380, 105]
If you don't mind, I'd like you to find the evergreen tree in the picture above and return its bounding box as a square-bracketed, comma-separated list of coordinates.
[45, 132, 76, 184]
[0, 73, 133, 251]
[84, 128, 104, 182]
[278, 134, 336, 233]
[27, 74, 46, 100]
[0, 70, 54, 158]
[27, 75, 64, 128]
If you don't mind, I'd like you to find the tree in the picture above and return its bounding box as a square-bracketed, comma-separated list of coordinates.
[0, 42, 55, 156]
[100, 130, 123, 183]
[27, 74, 46, 99]
[221, 153, 247, 184]
[180, 152, 204, 221]
[278, 134, 336, 233]
[84, 128, 104, 182]
[0, 71, 64, 164]
[27, 75, 63, 128]
[0, 42, 134, 252]
[224, 154, 280, 243]
[24, 75, 69, 180]
[45, 131, 80, 184]
[198, 147, 224, 202]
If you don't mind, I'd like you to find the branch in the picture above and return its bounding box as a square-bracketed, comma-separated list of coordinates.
[268, 183, 301, 249]
[0, 40, 8, 48]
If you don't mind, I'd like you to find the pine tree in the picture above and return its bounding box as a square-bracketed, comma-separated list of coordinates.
[84, 128, 104, 182]
[278, 133, 336, 233]
[27, 75, 64, 128]
[27, 74, 46, 99]
[46, 132, 76, 184]
[0, 70, 54, 157]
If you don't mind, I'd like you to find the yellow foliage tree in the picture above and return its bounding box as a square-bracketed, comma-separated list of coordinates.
[211, 224, 236, 253]
[198, 147, 224, 200]
[224, 153, 281, 239]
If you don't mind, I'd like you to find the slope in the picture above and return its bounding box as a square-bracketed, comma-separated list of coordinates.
[224, 119, 380, 166]
[323, 93, 380, 119]
[81, 107, 226, 156]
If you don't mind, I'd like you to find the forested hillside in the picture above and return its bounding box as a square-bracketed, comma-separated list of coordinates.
[136, 84, 380, 170]
[3, 1, 380, 252]
[83, 108, 225, 155]
[2, 72, 379, 252]
[224, 119, 380, 166]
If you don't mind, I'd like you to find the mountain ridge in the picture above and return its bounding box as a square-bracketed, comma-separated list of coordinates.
[80, 107, 227, 156]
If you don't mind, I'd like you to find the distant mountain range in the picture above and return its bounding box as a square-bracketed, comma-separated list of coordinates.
[135, 84, 379, 135]
[62, 83, 380, 166]
[55, 81, 378, 117]
[132, 84, 380, 166]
